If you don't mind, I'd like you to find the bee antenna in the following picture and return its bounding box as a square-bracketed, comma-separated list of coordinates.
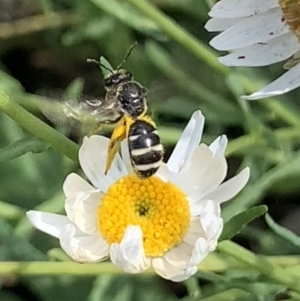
[116, 41, 138, 71]
[86, 58, 113, 73]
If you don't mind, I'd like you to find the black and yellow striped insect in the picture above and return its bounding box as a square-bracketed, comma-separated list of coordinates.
[40, 43, 163, 178]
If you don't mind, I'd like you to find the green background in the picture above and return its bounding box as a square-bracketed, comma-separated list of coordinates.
[0, 0, 300, 300]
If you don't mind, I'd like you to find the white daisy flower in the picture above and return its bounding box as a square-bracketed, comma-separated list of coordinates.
[205, 0, 300, 100]
[27, 111, 250, 282]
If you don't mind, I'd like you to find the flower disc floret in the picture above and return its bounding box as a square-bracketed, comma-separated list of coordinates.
[97, 175, 191, 257]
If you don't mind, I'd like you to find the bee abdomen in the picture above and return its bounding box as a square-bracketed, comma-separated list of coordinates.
[128, 120, 163, 178]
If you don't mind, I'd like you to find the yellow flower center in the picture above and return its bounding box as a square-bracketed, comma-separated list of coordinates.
[97, 175, 190, 257]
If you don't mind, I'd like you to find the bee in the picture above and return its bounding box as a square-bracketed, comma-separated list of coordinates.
[40, 43, 163, 179]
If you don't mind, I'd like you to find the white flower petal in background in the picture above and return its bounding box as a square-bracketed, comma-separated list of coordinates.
[208, 0, 278, 19]
[242, 63, 300, 100]
[210, 8, 288, 51]
[27, 111, 250, 282]
[206, 0, 300, 99]
[205, 17, 244, 31]
[219, 33, 299, 67]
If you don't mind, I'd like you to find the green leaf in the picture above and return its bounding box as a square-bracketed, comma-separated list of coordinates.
[0, 200, 23, 220]
[0, 137, 50, 161]
[220, 205, 268, 241]
[265, 213, 300, 249]
[223, 153, 300, 221]
[0, 70, 24, 95]
[62, 18, 114, 46]
[91, 0, 165, 39]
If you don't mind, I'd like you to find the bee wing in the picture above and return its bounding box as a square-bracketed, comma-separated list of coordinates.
[38, 94, 122, 129]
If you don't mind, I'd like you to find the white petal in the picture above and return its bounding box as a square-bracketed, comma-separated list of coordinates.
[190, 199, 221, 218]
[188, 201, 223, 251]
[110, 226, 150, 274]
[189, 237, 210, 265]
[167, 111, 204, 173]
[164, 238, 209, 269]
[79, 136, 127, 191]
[209, 0, 279, 19]
[200, 211, 223, 251]
[183, 217, 205, 245]
[210, 8, 288, 51]
[174, 145, 227, 195]
[219, 33, 299, 67]
[121, 140, 131, 172]
[242, 63, 300, 100]
[27, 211, 70, 238]
[59, 224, 109, 263]
[63, 173, 95, 197]
[65, 190, 103, 235]
[156, 163, 174, 182]
[198, 167, 250, 204]
[152, 257, 197, 282]
[209, 135, 228, 155]
[171, 144, 212, 191]
[163, 242, 193, 268]
[205, 17, 244, 32]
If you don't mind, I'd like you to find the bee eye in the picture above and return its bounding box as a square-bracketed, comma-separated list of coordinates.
[104, 78, 111, 86]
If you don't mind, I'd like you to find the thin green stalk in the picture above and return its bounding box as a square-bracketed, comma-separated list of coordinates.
[0, 201, 23, 220]
[195, 289, 249, 301]
[0, 11, 82, 39]
[226, 135, 262, 157]
[185, 276, 202, 299]
[0, 91, 79, 162]
[262, 100, 300, 128]
[124, 0, 227, 74]
[0, 262, 122, 275]
[0, 253, 300, 276]
[217, 240, 300, 293]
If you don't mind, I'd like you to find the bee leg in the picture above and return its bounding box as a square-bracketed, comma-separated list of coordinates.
[105, 122, 127, 174]
[88, 116, 123, 137]
[87, 122, 103, 137]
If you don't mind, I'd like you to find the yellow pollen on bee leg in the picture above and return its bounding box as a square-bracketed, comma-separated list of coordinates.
[97, 175, 191, 257]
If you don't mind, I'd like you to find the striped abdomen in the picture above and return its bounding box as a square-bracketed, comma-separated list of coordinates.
[128, 119, 163, 178]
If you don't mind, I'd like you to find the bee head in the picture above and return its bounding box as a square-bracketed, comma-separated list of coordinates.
[104, 70, 133, 89]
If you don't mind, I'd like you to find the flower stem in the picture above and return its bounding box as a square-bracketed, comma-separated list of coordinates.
[124, 0, 227, 74]
[0, 254, 299, 276]
[0, 91, 79, 162]
[0, 201, 24, 220]
[196, 289, 249, 301]
[0, 11, 82, 39]
[217, 240, 300, 293]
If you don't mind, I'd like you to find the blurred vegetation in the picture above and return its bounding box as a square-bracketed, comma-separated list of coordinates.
[0, 0, 300, 300]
